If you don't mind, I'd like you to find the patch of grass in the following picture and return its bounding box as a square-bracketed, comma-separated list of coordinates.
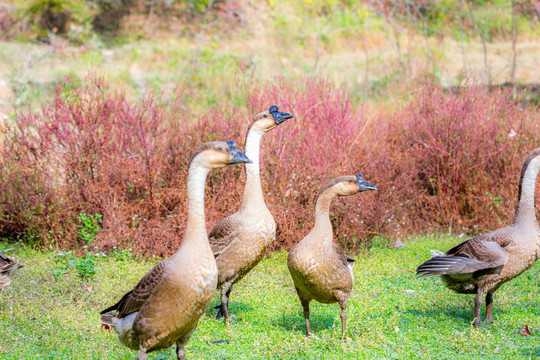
[1, 235, 539, 358]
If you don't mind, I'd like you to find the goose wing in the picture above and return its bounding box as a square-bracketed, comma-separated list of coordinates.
[209, 214, 241, 258]
[100, 259, 170, 318]
[417, 236, 508, 277]
[0, 251, 22, 276]
[332, 243, 355, 268]
[0, 252, 13, 274]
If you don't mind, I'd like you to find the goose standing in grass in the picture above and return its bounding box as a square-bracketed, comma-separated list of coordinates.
[417, 148, 540, 327]
[100, 141, 251, 360]
[0, 250, 23, 291]
[209, 106, 294, 322]
[287, 175, 377, 338]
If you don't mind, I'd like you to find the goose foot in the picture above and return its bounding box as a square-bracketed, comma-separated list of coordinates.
[215, 305, 237, 322]
[215, 304, 223, 320]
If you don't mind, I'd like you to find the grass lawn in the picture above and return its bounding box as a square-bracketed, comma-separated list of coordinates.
[1, 235, 539, 359]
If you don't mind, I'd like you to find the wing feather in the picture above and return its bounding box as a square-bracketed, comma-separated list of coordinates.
[100, 259, 170, 318]
[209, 214, 241, 257]
[0, 251, 23, 276]
[417, 239, 508, 277]
[332, 243, 355, 268]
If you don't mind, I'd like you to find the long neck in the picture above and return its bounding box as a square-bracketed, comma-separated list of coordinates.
[312, 189, 336, 241]
[241, 127, 265, 210]
[182, 162, 210, 246]
[513, 157, 540, 226]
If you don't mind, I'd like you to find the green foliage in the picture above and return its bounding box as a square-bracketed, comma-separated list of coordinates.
[76, 213, 102, 245]
[53, 247, 103, 280]
[182, 0, 213, 13]
[25, 0, 95, 31]
[109, 246, 133, 261]
[52, 212, 104, 279]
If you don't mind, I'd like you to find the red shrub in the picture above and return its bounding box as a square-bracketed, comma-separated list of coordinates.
[1, 75, 538, 257]
[370, 82, 540, 236]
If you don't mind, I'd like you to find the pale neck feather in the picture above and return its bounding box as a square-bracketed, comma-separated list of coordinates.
[182, 161, 211, 246]
[311, 189, 336, 243]
[241, 127, 265, 210]
[513, 157, 540, 227]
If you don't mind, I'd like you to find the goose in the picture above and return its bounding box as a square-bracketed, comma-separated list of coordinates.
[0, 250, 23, 291]
[417, 148, 540, 327]
[209, 106, 293, 322]
[287, 174, 377, 338]
[100, 141, 251, 360]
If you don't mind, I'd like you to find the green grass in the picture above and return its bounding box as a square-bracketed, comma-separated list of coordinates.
[1, 235, 540, 359]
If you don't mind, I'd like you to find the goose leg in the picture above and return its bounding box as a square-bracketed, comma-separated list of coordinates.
[473, 291, 484, 327]
[339, 302, 347, 339]
[136, 349, 148, 360]
[485, 293, 494, 324]
[300, 297, 312, 336]
[176, 345, 185, 360]
[176, 329, 194, 360]
[217, 284, 233, 322]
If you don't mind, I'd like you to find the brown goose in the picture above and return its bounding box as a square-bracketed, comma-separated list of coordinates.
[417, 148, 540, 327]
[209, 106, 293, 322]
[287, 174, 377, 337]
[0, 250, 23, 291]
[100, 141, 251, 360]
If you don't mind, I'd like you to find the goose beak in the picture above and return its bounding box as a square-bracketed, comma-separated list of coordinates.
[227, 141, 252, 164]
[269, 105, 294, 125]
[356, 174, 377, 191]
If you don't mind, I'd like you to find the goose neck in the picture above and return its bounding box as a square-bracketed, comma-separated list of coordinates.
[513, 156, 540, 226]
[183, 163, 210, 244]
[313, 189, 335, 239]
[241, 127, 265, 209]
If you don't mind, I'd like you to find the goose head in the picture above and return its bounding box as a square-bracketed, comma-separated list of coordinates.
[190, 141, 252, 169]
[250, 105, 294, 133]
[332, 174, 378, 197]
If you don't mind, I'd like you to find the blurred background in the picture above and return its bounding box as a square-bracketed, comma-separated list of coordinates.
[0, 0, 539, 114]
[0, 0, 539, 255]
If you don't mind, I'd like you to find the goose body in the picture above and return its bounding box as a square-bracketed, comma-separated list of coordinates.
[209, 106, 293, 321]
[0, 251, 23, 291]
[287, 175, 377, 337]
[417, 148, 540, 326]
[100, 141, 251, 359]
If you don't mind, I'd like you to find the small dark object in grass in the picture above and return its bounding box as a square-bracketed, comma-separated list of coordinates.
[207, 340, 229, 345]
[519, 324, 532, 336]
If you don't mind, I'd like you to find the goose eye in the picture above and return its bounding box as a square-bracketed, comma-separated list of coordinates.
[263, 114, 268, 118]
[217, 147, 224, 152]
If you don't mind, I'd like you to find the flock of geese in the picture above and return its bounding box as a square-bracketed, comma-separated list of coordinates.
[2, 106, 540, 359]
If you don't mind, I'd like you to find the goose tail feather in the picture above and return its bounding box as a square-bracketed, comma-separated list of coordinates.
[416, 255, 487, 276]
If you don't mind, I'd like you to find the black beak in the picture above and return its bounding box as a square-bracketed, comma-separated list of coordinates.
[356, 174, 377, 191]
[227, 141, 252, 164]
[269, 105, 294, 125]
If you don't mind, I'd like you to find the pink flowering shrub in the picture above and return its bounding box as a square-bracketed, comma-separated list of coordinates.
[0, 75, 538, 256]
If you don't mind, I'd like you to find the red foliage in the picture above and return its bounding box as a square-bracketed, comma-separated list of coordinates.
[0, 75, 538, 256]
[388, 82, 540, 233]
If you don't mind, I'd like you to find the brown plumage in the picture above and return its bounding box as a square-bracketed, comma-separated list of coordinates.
[209, 106, 293, 322]
[100, 141, 251, 360]
[417, 148, 540, 327]
[0, 250, 23, 291]
[287, 174, 377, 338]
